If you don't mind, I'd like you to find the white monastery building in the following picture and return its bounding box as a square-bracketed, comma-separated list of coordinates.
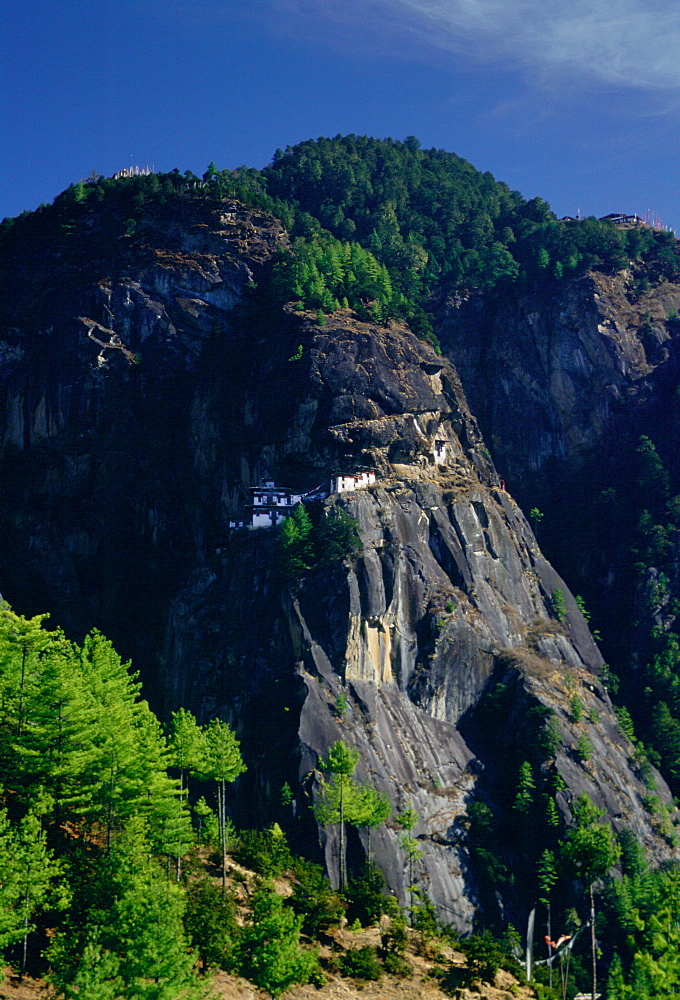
[229, 470, 376, 530]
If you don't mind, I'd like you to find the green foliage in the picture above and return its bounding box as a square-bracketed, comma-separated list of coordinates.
[574, 594, 590, 622]
[570, 693, 583, 723]
[536, 849, 558, 906]
[0, 607, 181, 847]
[288, 859, 344, 936]
[183, 877, 238, 971]
[237, 884, 319, 998]
[200, 717, 246, 887]
[277, 503, 362, 581]
[459, 931, 505, 985]
[0, 809, 67, 975]
[262, 135, 677, 302]
[616, 704, 637, 741]
[397, 806, 419, 833]
[339, 945, 382, 981]
[465, 800, 510, 887]
[344, 863, 389, 927]
[277, 504, 315, 579]
[550, 587, 567, 622]
[237, 827, 294, 878]
[315, 742, 390, 891]
[603, 858, 680, 998]
[49, 831, 200, 1000]
[382, 950, 411, 977]
[271, 236, 398, 321]
[576, 735, 592, 762]
[315, 506, 363, 565]
[381, 911, 409, 956]
[562, 794, 620, 887]
[513, 761, 536, 814]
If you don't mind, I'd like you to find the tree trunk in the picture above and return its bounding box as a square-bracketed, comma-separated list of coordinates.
[219, 778, 227, 891]
[339, 780, 345, 892]
[590, 882, 596, 1000]
[18, 644, 27, 738]
[176, 768, 185, 882]
[547, 901, 553, 990]
[20, 887, 30, 980]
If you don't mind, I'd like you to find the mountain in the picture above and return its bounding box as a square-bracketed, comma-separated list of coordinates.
[1, 146, 679, 939]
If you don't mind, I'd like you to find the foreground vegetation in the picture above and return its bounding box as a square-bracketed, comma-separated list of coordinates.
[0, 599, 679, 999]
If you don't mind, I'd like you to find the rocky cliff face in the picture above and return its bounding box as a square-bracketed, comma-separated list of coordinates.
[1, 195, 676, 929]
[443, 269, 680, 464]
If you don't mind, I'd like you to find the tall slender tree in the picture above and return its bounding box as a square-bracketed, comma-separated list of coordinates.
[200, 719, 245, 889]
[314, 741, 360, 891]
[563, 795, 620, 1000]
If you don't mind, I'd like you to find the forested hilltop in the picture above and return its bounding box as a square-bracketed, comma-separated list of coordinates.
[2, 135, 680, 999]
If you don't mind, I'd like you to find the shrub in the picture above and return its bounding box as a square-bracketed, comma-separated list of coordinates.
[571, 694, 583, 722]
[237, 827, 293, 877]
[183, 877, 239, 971]
[288, 859, 345, 936]
[237, 885, 320, 997]
[344, 863, 389, 927]
[550, 588, 567, 622]
[463, 931, 504, 983]
[339, 946, 382, 981]
[576, 735, 592, 761]
[381, 913, 408, 956]
[383, 951, 411, 977]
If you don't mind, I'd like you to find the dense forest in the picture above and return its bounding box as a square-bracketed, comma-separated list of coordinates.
[3, 135, 679, 343]
[3, 135, 680, 998]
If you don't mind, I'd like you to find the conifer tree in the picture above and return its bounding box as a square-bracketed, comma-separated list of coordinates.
[351, 783, 391, 860]
[563, 795, 620, 1000]
[200, 718, 245, 888]
[315, 741, 360, 891]
[397, 806, 421, 915]
[237, 884, 318, 998]
[15, 811, 68, 978]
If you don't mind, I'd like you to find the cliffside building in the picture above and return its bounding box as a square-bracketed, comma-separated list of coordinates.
[230, 471, 377, 530]
[330, 471, 376, 493]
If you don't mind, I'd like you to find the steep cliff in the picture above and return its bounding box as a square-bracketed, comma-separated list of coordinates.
[439, 269, 680, 717]
[439, 270, 680, 510]
[1, 191, 676, 930]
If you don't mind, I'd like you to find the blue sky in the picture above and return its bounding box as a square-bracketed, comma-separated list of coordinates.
[3, 0, 680, 230]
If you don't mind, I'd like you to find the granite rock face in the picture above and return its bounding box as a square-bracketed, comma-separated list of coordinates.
[438, 270, 680, 671]
[440, 273, 680, 485]
[1, 196, 676, 928]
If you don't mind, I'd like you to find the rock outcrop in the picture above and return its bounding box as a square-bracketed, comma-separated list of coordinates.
[1, 194, 676, 929]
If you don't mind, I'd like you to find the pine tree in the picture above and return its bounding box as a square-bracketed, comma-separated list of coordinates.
[513, 761, 535, 814]
[563, 795, 620, 1000]
[110, 867, 198, 1000]
[314, 741, 360, 891]
[14, 811, 67, 978]
[350, 783, 391, 860]
[0, 807, 27, 952]
[237, 884, 318, 998]
[397, 806, 421, 915]
[0, 606, 53, 741]
[277, 504, 315, 580]
[200, 718, 245, 888]
[537, 849, 558, 989]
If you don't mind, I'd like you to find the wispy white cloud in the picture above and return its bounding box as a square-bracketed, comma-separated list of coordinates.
[268, 0, 680, 92]
[374, 0, 680, 90]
